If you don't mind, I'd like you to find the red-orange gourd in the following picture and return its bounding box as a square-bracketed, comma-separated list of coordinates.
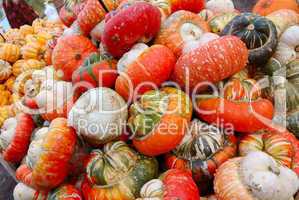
[253, 0, 299, 16]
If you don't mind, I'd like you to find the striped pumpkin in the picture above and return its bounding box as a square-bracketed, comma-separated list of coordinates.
[239, 131, 294, 168]
[129, 87, 192, 156]
[0, 43, 20, 63]
[81, 141, 158, 200]
[21, 42, 45, 60]
[165, 119, 237, 189]
[12, 59, 45, 77]
[0, 60, 12, 81]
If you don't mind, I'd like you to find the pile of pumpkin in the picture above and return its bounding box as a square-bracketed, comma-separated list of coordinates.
[0, 18, 64, 126]
[0, 0, 299, 199]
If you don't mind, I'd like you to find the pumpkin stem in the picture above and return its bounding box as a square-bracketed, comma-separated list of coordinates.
[295, 45, 299, 52]
[246, 24, 255, 31]
[268, 165, 280, 176]
[75, 53, 82, 60]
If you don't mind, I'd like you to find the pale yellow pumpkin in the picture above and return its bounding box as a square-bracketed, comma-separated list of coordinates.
[20, 42, 44, 60]
[0, 43, 20, 63]
[4, 29, 26, 46]
[19, 25, 34, 36]
[0, 60, 12, 82]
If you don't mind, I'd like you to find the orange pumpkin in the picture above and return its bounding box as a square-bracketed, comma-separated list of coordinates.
[16, 118, 77, 190]
[52, 35, 98, 81]
[253, 0, 299, 16]
[129, 87, 192, 156]
[172, 36, 248, 92]
[21, 42, 44, 60]
[115, 44, 176, 100]
[12, 59, 45, 77]
[19, 25, 34, 36]
[77, 0, 107, 35]
[155, 10, 210, 58]
[0, 113, 35, 163]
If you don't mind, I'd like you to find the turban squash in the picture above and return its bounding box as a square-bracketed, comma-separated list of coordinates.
[102, 1, 161, 58]
[52, 35, 97, 81]
[214, 151, 299, 200]
[137, 169, 200, 200]
[81, 141, 158, 200]
[16, 118, 77, 190]
[155, 10, 210, 57]
[165, 119, 237, 191]
[115, 44, 175, 100]
[221, 13, 278, 65]
[172, 35, 248, 92]
[128, 87, 191, 156]
[68, 87, 128, 146]
[0, 113, 35, 163]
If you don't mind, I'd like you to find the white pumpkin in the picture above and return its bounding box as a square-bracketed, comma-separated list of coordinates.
[0, 60, 12, 81]
[206, 0, 235, 13]
[137, 179, 164, 200]
[214, 151, 299, 200]
[13, 183, 39, 200]
[34, 79, 73, 113]
[68, 87, 128, 146]
[274, 25, 299, 65]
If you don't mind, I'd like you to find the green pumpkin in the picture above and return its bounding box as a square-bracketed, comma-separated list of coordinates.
[86, 141, 158, 199]
[221, 13, 278, 65]
[209, 12, 238, 34]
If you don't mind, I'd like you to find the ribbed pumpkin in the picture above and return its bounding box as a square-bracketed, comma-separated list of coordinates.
[221, 13, 278, 65]
[68, 87, 128, 146]
[81, 141, 158, 200]
[5, 76, 16, 92]
[115, 44, 175, 100]
[12, 59, 45, 77]
[72, 52, 118, 92]
[253, 0, 299, 16]
[267, 9, 299, 36]
[273, 25, 299, 65]
[21, 42, 45, 60]
[0, 43, 20, 63]
[239, 131, 295, 169]
[4, 29, 26, 46]
[0, 113, 35, 163]
[77, 0, 106, 35]
[52, 35, 98, 81]
[165, 119, 236, 188]
[0, 60, 12, 81]
[16, 118, 77, 190]
[214, 151, 299, 200]
[13, 183, 82, 200]
[19, 25, 34, 36]
[129, 87, 192, 156]
[137, 169, 200, 200]
[102, 1, 161, 58]
[172, 36, 248, 92]
[196, 97, 274, 133]
[155, 10, 210, 57]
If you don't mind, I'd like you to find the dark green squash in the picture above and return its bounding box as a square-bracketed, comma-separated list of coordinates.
[221, 13, 278, 65]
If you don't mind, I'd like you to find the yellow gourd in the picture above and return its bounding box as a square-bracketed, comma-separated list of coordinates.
[20, 42, 44, 60]
[12, 59, 45, 77]
[0, 60, 12, 81]
[5, 76, 16, 92]
[19, 25, 34, 36]
[0, 43, 20, 63]
[0, 90, 11, 106]
[4, 29, 26, 46]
